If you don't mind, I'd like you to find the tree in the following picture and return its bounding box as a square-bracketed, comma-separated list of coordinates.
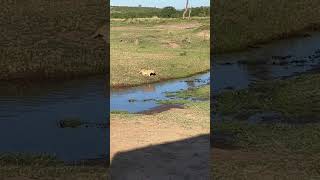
[188, 5, 192, 19]
[182, 0, 189, 19]
[160, 6, 177, 18]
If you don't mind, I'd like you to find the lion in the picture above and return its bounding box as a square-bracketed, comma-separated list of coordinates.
[139, 69, 156, 76]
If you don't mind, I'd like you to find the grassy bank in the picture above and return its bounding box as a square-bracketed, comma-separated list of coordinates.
[215, 73, 320, 122]
[166, 85, 210, 100]
[110, 17, 210, 87]
[0, 154, 109, 180]
[212, 0, 320, 53]
[212, 72, 320, 179]
[0, 0, 108, 81]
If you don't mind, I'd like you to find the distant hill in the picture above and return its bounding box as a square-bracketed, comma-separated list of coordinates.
[111, 6, 210, 18]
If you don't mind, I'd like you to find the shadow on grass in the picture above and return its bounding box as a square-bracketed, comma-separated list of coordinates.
[110, 134, 209, 180]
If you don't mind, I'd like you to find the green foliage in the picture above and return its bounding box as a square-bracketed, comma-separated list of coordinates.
[111, 6, 161, 18]
[191, 6, 210, 17]
[160, 6, 179, 18]
[111, 6, 209, 19]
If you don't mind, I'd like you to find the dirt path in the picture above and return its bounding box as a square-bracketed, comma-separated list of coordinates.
[110, 107, 210, 180]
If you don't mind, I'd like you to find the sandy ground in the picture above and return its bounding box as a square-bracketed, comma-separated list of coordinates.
[110, 107, 210, 180]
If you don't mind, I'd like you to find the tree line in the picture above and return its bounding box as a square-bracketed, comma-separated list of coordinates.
[111, 6, 210, 19]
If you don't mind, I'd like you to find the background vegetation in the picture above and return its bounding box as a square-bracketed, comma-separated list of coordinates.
[111, 6, 210, 19]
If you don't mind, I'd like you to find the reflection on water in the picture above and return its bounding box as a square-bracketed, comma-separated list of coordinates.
[142, 84, 156, 93]
[0, 77, 108, 163]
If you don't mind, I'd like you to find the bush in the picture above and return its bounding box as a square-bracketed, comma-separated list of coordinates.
[160, 6, 179, 18]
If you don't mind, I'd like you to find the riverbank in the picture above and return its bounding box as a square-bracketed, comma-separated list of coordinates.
[212, 71, 320, 179]
[212, 0, 320, 54]
[0, 0, 108, 81]
[215, 72, 320, 121]
[0, 154, 109, 180]
[110, 17, 210, 87]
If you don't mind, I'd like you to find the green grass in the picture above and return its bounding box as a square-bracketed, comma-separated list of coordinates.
[110, 110, 130, 114]
[213, 121, 320, 153]
[0, 154, 109, 179]
[212, 73, 320, 179]
[156, 99, 191, 105]
[213, 0, 320, 54]
[216, 73, 320, 122]
[167, 85, 210, 99]
[110, 17, 210, 87]
[212, 120, 320, 179]
[0, 0, 108, 81]
[157, 85, 210, 106]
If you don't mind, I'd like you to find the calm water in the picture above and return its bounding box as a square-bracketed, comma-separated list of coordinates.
[110, 72, 210, 113]
[0, 77, 108, 162]
[212, 32, 320, 92]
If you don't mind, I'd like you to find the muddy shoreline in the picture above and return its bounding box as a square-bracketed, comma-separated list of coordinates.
[135, 104, 185, 115]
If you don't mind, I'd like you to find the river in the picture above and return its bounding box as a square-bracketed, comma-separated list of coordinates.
[1, 32, 320, 163]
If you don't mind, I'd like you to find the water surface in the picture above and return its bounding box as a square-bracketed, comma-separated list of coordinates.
[111, 72, 210, 113]
[212, 32, 320, 92]
[0, 77, 108, 163]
